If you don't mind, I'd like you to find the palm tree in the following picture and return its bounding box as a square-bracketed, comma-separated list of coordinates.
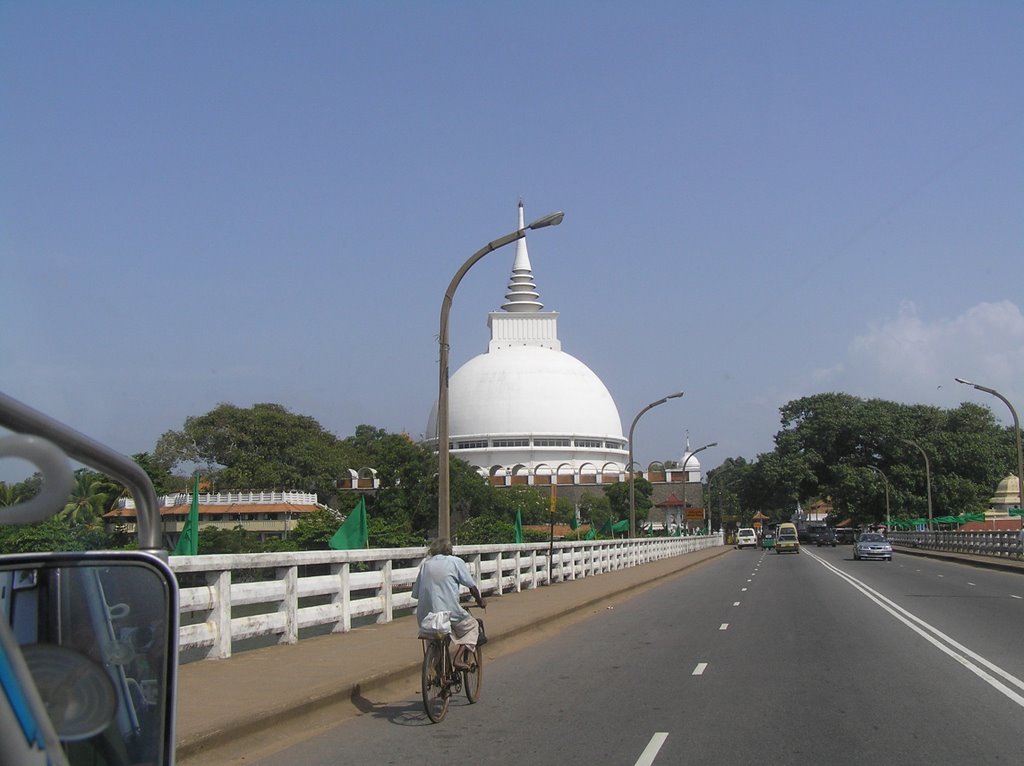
[62, 470, 111, 525]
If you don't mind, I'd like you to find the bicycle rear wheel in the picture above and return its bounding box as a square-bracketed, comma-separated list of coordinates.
[421, 640, 449, 723]
[463, 645, 483, 703]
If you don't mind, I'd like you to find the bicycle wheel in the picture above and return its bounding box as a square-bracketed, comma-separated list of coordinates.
[421, 641, 449, 723]
[463, 645, 483, 703]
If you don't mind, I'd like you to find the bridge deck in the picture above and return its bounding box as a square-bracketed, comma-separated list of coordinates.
[176, 544, 731, 762]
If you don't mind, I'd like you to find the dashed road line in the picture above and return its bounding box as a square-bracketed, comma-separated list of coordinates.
[719, 623, 729, 630]
[692, 663, 708, 676]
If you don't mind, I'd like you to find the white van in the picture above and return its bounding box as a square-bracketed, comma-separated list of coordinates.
[736, 527, 758, 549]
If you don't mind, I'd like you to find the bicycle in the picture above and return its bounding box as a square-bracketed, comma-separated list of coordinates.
[419, 614, 484, 723]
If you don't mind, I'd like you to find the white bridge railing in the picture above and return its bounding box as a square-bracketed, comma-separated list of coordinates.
[169, 534, 721, 660]
[889, 530, 1024, 560]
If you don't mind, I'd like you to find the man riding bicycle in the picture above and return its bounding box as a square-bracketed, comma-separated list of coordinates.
[412, 538, 486, 670]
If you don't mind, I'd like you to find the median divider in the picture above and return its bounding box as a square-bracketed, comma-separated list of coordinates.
[175, 543, 729, 762]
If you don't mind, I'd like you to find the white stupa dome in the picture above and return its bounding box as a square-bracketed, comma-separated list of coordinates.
[437, 346, 622, 439]
[426, 202, 626, 475]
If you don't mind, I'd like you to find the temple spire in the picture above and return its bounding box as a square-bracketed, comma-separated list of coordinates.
[501, 200, 543, 312]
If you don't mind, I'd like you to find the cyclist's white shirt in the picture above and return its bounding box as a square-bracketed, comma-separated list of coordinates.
[413, 554, 476, 625]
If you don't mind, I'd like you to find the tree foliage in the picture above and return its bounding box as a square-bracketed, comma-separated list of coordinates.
[155, 403, 351, 500]
[0, 517, 110, 554]
[716, 393, 1018, 527]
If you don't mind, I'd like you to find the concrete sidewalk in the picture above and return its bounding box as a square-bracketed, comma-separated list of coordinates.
[174, 545, 731, 762]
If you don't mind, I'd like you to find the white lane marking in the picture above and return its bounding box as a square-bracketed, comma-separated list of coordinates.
[741, 587, 748, 592]
[968, 582, 976, 587]
[733, 601, 741, 606]
[692, 663, 708, 675]
[806, 550, 1024, 708]
[1012, 595, 1022, 600]
[937, 574, 944, 578]
[720, 623, 729, 630]
[747, 579, 752, 582]
[634, 733, 669, 766]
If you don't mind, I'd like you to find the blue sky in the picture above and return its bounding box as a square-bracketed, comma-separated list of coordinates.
[2, 2, 1023, 484]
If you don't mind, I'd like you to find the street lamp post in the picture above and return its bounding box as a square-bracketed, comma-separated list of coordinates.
[866, 465, 891, 530]
[681, 442, 717, 533]
[955, 377, 1024, 529]
[436, 210, 564, 540]
[902, 438, 933, 531]
[627, 391, 684, 538]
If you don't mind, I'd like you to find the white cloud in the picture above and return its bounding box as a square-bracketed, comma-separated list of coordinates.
[836, 300, 1024, 414]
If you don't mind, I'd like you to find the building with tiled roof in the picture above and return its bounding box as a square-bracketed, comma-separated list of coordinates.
[103, 490, 330, 548]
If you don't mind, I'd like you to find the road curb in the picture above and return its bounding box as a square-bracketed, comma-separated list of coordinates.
[892, 545, 1024, 574]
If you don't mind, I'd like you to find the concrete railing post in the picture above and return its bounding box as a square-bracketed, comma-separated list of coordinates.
[278, 565, 298, 644]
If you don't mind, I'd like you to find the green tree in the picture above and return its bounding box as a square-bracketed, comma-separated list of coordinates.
[342, 426, 441, 535]
[0, 517, 110, 554]
[132, 452, 181, 497]
[603, 478, 652, 523]
[454, 515, 514, 545]
[290, 508, 344, 550]
[495, 485, 561, 525]
[62, 469, 111, 525]
[578, 491, 611, 531]
[155, 403, 350, 499]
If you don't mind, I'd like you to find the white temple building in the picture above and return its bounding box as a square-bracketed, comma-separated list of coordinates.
[426, 202, 627, 482]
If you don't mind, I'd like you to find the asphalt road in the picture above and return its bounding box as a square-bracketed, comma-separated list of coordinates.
[240, 547, 1024, 765]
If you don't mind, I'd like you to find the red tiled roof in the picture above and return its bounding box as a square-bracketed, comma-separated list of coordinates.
[103, 502, 320, 519]
[655, 493, 685, 508]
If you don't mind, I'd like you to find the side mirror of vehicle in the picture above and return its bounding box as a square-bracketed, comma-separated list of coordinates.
[1, 552, 178, 766]
[1, 392, 179, 765]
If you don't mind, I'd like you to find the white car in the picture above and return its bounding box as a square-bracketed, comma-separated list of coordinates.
[736, 527, 758, 549]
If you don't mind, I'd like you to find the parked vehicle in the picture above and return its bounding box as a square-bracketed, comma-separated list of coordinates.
[736, 527, 758, 549]
[853, 532, 893, 561]
[775, 522, 800, 554]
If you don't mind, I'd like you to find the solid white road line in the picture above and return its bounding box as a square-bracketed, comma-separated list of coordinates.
[806, 550, 1024, 709]
[634, 733, 668, 766]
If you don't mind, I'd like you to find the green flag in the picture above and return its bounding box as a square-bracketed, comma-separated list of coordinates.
[599, 518, 613, 537]
[330, 496, 369, 550]
[569, 514, 579, 531]
[583, 526, 596, 540]
[172, 473, 200, 556]
[514, 509, 524, 544]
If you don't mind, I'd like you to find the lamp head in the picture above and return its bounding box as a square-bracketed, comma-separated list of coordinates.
[954, 377, 975, 387]
[527, 211, 565, 230]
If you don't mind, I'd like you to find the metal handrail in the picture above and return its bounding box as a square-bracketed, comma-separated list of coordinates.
[0, 391, 165, 559]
